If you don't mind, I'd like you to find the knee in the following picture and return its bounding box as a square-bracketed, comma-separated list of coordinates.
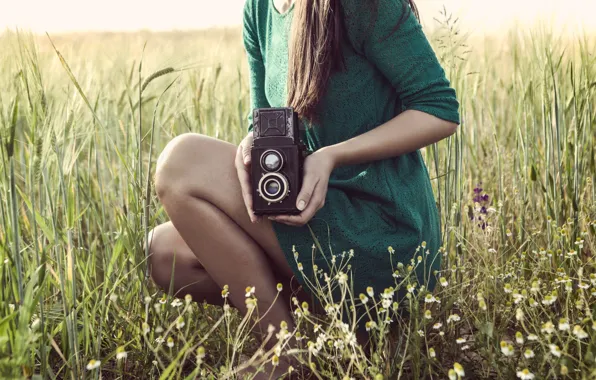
[155, 133, 209, 201]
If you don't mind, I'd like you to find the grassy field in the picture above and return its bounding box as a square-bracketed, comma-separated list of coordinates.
[0, 13, 595, 380]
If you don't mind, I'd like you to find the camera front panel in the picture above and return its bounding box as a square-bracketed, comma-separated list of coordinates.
[251, 144, 302, 215]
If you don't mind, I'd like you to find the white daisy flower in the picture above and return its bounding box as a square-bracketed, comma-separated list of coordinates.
[86, 360, 101, 370]
[337, 272, 348, 285]
[541, 321, 555, 334]
[558, 318, 570, 331]
[573, 325, 588, 339]
[454, 362, 465, 377]
[365, 321, 377, 331]
[245, 286, 256, 298]
[500, 341, 514, 356]
[542, 294, 557, 305]
[171, 299, 183, 308]
[516, 369, 535, 379]
[513, 292, 524, 304]
[549, 344, 561, 357]
[116, 348, 127, 360]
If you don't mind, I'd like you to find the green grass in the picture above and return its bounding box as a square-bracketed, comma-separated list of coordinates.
[0, 15, 595, 379]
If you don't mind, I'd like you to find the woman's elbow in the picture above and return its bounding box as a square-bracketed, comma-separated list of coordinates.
[444, 120, 459, 136]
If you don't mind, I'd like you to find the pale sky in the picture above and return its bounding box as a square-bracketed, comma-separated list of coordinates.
[1, 0, 595, 34]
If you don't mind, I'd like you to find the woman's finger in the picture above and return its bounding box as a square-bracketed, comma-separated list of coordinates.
[242, 133, 253, 166]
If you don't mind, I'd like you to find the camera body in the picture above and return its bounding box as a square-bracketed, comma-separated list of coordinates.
[251, 107, 306, 215]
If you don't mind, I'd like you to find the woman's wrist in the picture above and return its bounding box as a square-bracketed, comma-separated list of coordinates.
[315, 145, 341, 170]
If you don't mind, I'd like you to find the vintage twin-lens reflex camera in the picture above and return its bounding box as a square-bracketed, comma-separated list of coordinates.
[251, 107, 307, 215]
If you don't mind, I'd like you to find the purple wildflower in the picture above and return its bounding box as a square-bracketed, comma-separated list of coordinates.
[470, 182, 491, 229]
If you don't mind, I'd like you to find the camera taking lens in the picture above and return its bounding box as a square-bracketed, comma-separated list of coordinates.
[264, 179, 281, 196]
[258, 172, 289, 203]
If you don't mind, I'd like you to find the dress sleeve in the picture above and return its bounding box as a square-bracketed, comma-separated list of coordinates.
[341, 0, 460, 124]
[243, 0, 271, 132]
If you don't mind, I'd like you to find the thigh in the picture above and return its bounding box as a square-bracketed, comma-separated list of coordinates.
[155, 133, 294, 279]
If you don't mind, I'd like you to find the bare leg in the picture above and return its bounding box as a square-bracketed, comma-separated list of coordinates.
[153, 133, 305, 377]
[148, 221, 224, 305]
[148, 221, 307, 308]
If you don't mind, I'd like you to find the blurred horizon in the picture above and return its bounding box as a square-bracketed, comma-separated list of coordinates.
[2, 0, 596, 36]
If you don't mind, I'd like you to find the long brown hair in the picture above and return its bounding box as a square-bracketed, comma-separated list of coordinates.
[286, 0, 419, 123]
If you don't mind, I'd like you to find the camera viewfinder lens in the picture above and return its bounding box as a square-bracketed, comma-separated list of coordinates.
[261, 150, 283, 172]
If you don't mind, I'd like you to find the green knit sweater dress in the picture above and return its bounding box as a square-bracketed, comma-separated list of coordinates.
[243, 0, 460, 315]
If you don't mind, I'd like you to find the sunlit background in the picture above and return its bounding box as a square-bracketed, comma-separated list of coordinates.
[1, 0, 596, 34]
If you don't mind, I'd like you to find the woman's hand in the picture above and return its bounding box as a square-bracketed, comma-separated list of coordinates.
[236, 132, 259, 223]
[269, 148, 335, 227]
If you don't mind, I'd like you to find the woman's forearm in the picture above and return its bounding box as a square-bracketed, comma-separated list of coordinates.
[319, 109, 459, 169]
